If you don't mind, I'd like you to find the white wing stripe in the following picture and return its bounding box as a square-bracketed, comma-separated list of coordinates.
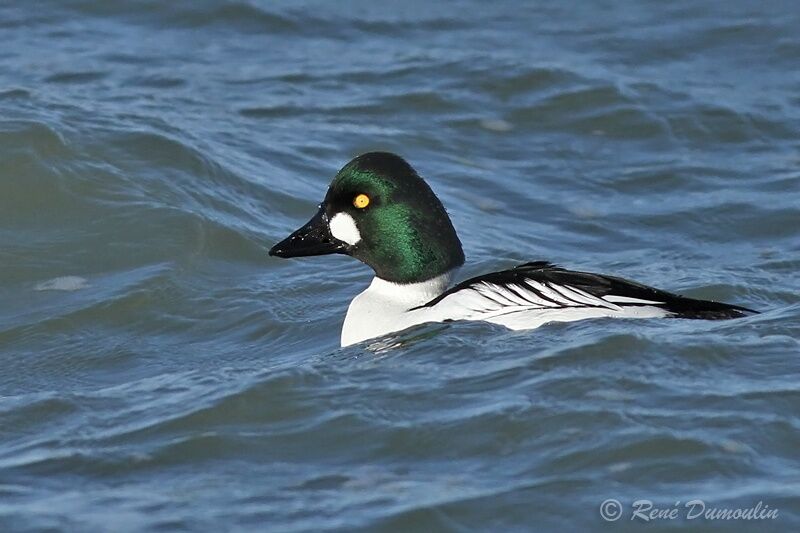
[520, 280, 564, 307]
[476, 283, 516, 306]
[527, 280, 583, 307]
[465, 287, 499, 313]
[547, 283, 603, 307]
[508, 283, 549, 308]
[495, 284, 539, 307]
[563, 284, 623, 310]
[603, 295, 665, 305]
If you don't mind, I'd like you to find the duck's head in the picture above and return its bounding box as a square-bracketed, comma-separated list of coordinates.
[269, 152, 464, 284]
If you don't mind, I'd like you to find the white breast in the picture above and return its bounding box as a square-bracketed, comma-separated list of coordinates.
[341, 272, 453, 347]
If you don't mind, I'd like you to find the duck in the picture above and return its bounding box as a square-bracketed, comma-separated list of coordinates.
[269, 152, 756, 347]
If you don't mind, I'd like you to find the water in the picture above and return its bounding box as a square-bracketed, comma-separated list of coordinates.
[1, 1, 799, 531]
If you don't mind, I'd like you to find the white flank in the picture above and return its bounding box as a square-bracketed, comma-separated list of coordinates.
[425, 282, 669, 331]
[329, 212, 361, 245]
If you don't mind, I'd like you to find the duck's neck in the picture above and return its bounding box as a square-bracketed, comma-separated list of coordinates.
[364, 270, 454, 307]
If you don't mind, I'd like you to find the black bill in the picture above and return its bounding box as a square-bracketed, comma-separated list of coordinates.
[269, 207, 348, 258]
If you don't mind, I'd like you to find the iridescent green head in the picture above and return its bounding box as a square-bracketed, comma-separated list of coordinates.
[269, 152, 465, 284]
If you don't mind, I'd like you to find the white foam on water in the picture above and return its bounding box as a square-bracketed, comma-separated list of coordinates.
[34, 276, 90, 292]
[479, 118, 513, 132]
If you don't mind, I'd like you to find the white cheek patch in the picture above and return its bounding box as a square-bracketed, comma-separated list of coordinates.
[329, 212, 361, 246]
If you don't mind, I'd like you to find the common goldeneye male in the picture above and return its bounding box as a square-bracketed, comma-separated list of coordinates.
[269, 152, 756, 347]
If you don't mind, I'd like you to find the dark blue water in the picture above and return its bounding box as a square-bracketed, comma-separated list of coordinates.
[1, 1, 799, 531]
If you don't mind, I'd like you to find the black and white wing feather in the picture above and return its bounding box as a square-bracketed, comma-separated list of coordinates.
[416, 262, 755, 329]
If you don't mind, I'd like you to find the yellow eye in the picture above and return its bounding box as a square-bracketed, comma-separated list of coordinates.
[353, 193, 370, 209]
